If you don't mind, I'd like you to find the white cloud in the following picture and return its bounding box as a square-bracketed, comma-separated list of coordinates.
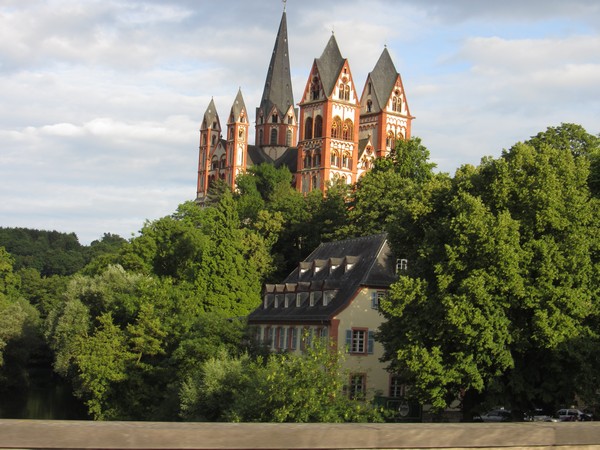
[0, 0, 598, 244]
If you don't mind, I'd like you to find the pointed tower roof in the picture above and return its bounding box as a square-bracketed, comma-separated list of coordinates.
[257, 11, 294, 119]
[201, 98, 220, 130]
[369, 47, 400, 109]
[230, 88, 247, 122]
[315, 34, 346, 97]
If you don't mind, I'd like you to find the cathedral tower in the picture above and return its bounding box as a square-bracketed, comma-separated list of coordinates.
[197, 99, 222, 202]
[296, 34, 360, 193]
[357, 47, 413, 176]
[255, 10, 298, 160]
[226, 88, 249, 190]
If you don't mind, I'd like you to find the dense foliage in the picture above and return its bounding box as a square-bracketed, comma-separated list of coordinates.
[1, 123, 598, 422]
[378, 125, 600, 417]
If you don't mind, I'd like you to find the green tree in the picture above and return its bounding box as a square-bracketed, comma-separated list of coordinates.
[379, 138, 600, 416]
[526, 123, 600, 197]
[345, 137, 437, 237]
[180, 339, 383, 423]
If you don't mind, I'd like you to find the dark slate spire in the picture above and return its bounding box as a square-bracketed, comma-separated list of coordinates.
[257, 11, 294, 119]
[369, 47, 399, 110]
[201, 98, 220, 130]
[316, 34, 345, 98]
[230, 88, 246, 121]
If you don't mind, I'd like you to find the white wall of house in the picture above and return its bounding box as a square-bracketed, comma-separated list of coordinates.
[334, 286, 390, 400]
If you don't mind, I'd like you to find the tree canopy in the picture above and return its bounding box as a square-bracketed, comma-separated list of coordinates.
[378, 132, 600, 416]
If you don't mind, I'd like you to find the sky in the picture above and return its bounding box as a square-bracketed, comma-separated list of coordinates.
[1, 0, 599, 245]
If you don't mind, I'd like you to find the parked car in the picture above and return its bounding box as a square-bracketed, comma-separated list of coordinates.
[473, 408, 512, 422]
[524, 408, 558, 422]
[556, 408, 593, 422]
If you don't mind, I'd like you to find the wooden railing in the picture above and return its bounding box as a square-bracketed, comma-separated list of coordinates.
[2, 420, 600, 449]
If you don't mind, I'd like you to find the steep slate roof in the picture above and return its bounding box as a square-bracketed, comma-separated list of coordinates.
[229, 88, 246, 121]
[257, 11, 295, 120]
[274, 147, 298, 172]
[247, 145, 272, 166]
[315, 34, 346, 98]
[201, 98, 220, 130]
[368, 48, 399, 113]
[248, 234, 397, 323]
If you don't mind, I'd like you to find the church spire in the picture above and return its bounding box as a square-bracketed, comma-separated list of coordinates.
[256, 11, 295, 141]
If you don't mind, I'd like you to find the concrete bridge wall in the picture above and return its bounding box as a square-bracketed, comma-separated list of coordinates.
[2, 420, 600, 449]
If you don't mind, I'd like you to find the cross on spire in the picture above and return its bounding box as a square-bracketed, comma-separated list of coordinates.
[282, 0, 286, 12]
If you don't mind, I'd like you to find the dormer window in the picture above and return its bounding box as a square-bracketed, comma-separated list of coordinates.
[396, 258, 408, 273]
[309, 292, 315, 307]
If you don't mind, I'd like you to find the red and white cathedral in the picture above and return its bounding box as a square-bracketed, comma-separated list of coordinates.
[196, 10, 413, 203]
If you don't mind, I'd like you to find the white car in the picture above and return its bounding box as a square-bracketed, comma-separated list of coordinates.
[556, 408, 592, 422]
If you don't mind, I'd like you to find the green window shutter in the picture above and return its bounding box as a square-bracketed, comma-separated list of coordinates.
[368, 331, 374, 354]
[346, 329, 352, 351]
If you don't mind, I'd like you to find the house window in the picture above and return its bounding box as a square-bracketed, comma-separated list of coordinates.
[277, 327, 285, 350]
[349, 374, 366, 399]
[346, 329, 374, 354]
[396, 258, 408, 273]
[289, 327, 298, 350]
[389, 375, 406, 398]
[371, 291, 385, 310]
[266, 327, 274, 347]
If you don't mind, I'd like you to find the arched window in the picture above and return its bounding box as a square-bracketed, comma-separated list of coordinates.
[211, 155, 218, 171]
[386, 131, 395, 149]
[331, 117, 342, 139]
[229, 128, 234, 140]
[211, 135, 216, 146]
[238, 128, 244, 139]
[304, 152, 312, 169]
[342, 152, 352, 169]
[313, 151, 321, 168]
[331, 151, 340, 167]
[367, 100, 372, 112]
[344, 85, 350, 101]
[286, 129, 292, 146]
[338, 83, 345, 99]
[201, 134, 206, 145]
[258, 129, 263, 145]
[220, 154, 226, 169]
[312, 174, 319, 190]
[311, 77, 320, 100]
[272, 113, 278, 123]
[270, 128, 278, 145]
[304, 117, 313, 140]
[342, 119, 353, 141]
[288, 115, 293, 125]
[314, 115, 323, 138]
